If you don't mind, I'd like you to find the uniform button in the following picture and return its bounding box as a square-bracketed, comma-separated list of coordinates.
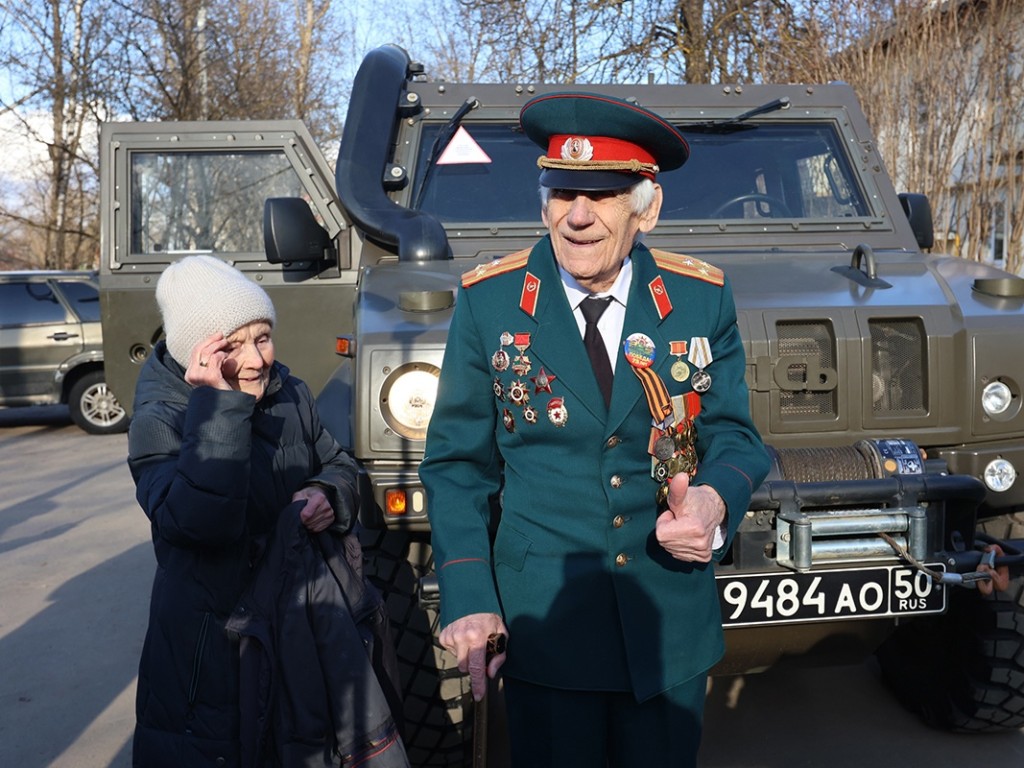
[612, 515, 625, 528]
[615, 553, 628, 567]
[606, 436, 620, 448]
[610, 475, 623, 488]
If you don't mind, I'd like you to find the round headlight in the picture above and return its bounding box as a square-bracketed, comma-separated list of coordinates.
[380, 363, 440, 440]
[983, 458, 1017, 493]
[982, 380, 1013, 416]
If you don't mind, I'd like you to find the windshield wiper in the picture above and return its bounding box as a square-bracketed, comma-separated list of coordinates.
[687, 97, 791, 133]
[412, 96, 479, 210]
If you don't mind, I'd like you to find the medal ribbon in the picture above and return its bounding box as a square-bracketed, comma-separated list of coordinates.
[631, 366, 673, 422]
[688, 336, 712, 368]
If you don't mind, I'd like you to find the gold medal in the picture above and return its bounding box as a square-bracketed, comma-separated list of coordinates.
[671, 359, 690, 382]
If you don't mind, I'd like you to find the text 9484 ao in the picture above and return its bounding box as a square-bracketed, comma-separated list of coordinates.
[717, 565, 947, 627]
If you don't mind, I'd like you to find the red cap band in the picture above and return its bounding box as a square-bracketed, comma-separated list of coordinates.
[547, 134, 658, 170]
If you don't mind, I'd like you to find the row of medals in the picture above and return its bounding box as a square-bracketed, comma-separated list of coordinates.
[491, 330, 712, 506]
[490, 331, 566, 431]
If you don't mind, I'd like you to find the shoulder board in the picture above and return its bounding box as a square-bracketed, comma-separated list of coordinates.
[461, 248, 531, 288]
[650, 249, 724, 287]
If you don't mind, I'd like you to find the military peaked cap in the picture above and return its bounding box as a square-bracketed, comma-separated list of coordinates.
[519, 92, 690, 191]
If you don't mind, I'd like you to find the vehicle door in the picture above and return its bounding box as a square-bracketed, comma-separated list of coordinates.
[0, 278, 86, 402]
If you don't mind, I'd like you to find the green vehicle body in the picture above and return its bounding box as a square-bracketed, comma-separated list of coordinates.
[99, 44, 1024, 764]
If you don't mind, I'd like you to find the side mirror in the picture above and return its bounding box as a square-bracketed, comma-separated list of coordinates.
[898, 193, 935, 250]
[263, 197, 335, 264]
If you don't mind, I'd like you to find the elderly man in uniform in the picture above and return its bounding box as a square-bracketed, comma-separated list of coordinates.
[419, 92, 770, 766]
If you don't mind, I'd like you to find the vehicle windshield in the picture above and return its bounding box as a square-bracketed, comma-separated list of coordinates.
[411, 122, 869, 224]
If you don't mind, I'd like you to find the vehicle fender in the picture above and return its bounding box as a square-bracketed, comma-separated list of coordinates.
[53, 351, 104, 387]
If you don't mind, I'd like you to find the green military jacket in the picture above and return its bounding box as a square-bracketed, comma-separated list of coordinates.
[419, 237, 769, 700]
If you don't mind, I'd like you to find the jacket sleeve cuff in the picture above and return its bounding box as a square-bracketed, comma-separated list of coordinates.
[437, 558, 502, 628]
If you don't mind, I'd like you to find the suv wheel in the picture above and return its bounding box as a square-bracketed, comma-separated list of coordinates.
[877, 513, 1024, 732]
[68, 370, 129, 435]
[359, 527, 472, 767]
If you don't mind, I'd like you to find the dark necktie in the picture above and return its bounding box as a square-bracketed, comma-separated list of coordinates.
[580, 296, 614, 406]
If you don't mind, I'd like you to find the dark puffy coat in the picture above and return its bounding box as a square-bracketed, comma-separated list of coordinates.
[128, 342, 359, 767]
[226, 503, 408, 768]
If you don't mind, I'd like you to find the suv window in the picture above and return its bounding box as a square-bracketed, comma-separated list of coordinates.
[411, 121, 870, 223]
[56, 280, 101, 322]
[129, 150, 307, 255]
[0, 281, 70, 326]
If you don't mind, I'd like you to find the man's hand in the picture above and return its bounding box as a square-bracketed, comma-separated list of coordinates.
[292, 486, 335, 532]
[655, 473, 726, 563]
[439, 612, 508, 702]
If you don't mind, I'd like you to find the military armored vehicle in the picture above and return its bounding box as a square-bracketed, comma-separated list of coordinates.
[99, 43, 1024, 765]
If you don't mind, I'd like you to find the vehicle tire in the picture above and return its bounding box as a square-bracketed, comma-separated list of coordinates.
[359, 526, 472, 767]
[876, 513, 1024, 732]
[68, 369, 129, 435]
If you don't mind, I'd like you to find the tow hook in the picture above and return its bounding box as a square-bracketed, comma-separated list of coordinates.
[879, 533, 1019, 591]
[936, 549, 997, 588]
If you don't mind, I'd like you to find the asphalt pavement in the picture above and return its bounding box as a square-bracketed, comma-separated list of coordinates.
[2, 405, 1023, 767]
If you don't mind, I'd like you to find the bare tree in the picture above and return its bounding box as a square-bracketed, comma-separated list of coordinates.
[110, 0, 347, 138]
[0, 0, 113, 270]
[793, 0, 1024, 273]
[403, 0, 800, 85]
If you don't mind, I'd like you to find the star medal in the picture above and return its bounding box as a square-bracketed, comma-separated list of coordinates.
[493, 377, 506, 401]
[512, 332, 532, 376]
[687, 336, 713, 393]
[531, 367, 556, 394]
[547, 397, 568, 427]
[492, 349, 510, 372]
[502, 408, 515, 433]
[623, 332, 656, 369]
[670, 340, 690, 382]
[508, 380, 529, 407]
[523, 405, 538, 424]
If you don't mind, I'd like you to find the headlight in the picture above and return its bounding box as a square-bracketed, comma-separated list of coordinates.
[380, 363, 440, 440]
[982, 380, 1013, 416]
[983, 458, 1017, 492]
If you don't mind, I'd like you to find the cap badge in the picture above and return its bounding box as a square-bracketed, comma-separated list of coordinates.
[561, 136, 594, 162]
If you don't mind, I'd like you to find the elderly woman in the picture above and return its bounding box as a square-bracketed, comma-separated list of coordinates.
[127, 255, 377, 766]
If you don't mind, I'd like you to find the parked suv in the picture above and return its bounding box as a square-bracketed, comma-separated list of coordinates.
[0, 270, 127, 434]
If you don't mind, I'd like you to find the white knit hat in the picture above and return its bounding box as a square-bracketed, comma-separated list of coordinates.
[156, 255, 276, 367]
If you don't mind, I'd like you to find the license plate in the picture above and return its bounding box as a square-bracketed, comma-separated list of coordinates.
[717, 564, 947, 627]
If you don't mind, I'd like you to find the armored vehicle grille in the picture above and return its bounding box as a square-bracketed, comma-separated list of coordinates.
[869, 318, 926, 414]
[777, 320, 837, 420]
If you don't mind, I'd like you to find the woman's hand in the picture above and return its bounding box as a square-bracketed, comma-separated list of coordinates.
[292, 486, 335, 532]
[184, 332, 232, 390]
